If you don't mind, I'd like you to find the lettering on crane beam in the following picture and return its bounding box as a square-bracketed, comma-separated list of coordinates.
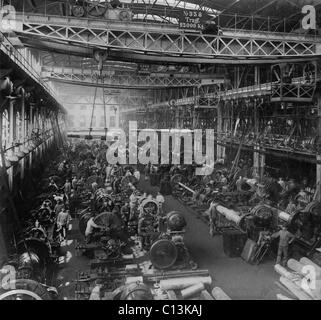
[178, 10, 206, 31]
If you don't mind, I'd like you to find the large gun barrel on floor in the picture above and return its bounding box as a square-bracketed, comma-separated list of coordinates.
[212, 204, 242, 225]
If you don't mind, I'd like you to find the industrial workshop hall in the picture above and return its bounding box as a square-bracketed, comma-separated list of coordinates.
[1, 0, 321, 304]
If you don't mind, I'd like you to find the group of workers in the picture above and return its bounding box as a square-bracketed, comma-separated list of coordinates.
[192, 156, 317, 267]
[34, 194, 72, 243]
[51, 141, 317, 271]
[60, 143, 168, 251]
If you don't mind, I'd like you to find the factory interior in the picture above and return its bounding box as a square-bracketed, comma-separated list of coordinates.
[1, 0, 321, 302]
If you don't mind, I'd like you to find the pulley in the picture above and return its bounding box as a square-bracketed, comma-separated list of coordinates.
[170, 173, 186, 189]
[149, 239, 178, 270]
[250, 204, 273, 228]
[0, 279, 52, 300]
[166, 211, 186, 232]
[87, 1, 107, 17]
[94, 188, 114, 205]
[119, 10, 132, 21]
[94, 211, 122, 230]
[16, 238, 51, 268]
[0, 77, 13, 96]
[140, 199, 159, 216]
[120, 283, 153, 300]
[71, 4, 85, 17]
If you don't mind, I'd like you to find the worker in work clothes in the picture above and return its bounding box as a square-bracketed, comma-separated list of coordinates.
[64, 179, 72, 199]
[85, 214, 105, 244]
[271, 226, 295, 266]
[72, 176, 78, 191]
[54, 198, 64, 217]
[120, 202, 130, 224]
[207, 202, 219, 237]
[156, 192, 165, 216]
[56, 208, 71, 241]
[138, 211, 156, 250]
[91, 181, 98, 193]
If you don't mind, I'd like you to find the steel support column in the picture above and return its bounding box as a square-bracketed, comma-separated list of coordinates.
[216, 102, 225, 161]
[316, 96, 321, 201]
[0, 222, 7, 266]
[20, 91, 25, 179]
[7, 99, 15, 190]
[0, 104, 8, 264]
[29, 103, 34, 169]
[175, 108, 180, 129]
[253, 99, 264, 179]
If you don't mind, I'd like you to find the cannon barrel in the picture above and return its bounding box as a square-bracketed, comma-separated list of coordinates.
[178, 182, 196, 195]
[211, 203, 242, 225]
[210, 203, 279, 232]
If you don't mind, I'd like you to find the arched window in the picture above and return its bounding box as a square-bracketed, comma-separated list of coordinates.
[2, 109, 9, 149]
[16, 111, 22, 142]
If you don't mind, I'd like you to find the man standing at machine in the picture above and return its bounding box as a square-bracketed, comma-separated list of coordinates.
[120, 202, 130, 224]
[54, 197, 64, 217]
[271, 225, 295, 266]
[156, 191, 165, 216]
[129, 190, 138, 220]
[56, 208, 71, 241]
[138, 209, 157, 250]
[85, 213, 106, 243]
[207, 202, 219, 237]
[64, 179, 72, 200]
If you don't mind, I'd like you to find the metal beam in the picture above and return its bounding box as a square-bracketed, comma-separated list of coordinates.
[59, 93, 151, 107]
[41, 68, 225, 89]
[148, 74, 320, 108]
[11, 13, 321, 64]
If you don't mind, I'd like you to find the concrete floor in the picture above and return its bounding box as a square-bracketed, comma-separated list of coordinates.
[55, 175, 280, 300]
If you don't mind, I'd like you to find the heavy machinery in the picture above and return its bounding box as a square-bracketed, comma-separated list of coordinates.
[118, 282, 153, 300]
[87, 175, 104, 189]
[77, 210, 129, 261]
[0, 236, 59, 300]
[139, 198, 159, 217]
[71, 0, 133, 21]
[149, 211, 196, 270]
[111, 171, 138, 194]
[93, 188, 115, 212]
[171, 171, 255, 206]
[209, 200, 321, 261]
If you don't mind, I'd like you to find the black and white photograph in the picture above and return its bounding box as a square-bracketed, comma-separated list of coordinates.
[0, 0, 321, 306]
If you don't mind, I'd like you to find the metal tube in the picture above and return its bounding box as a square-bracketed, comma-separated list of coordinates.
[181, 283, 205, 299]
[211, 287, 231, 300]
[214, 204, 242, 225]
[159, 276, 212, 291]
[178, 182, 196, 194]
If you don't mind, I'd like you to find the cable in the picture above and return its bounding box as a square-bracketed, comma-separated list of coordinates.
[102, 78, 107, 140]
[88, 77, 99, 138]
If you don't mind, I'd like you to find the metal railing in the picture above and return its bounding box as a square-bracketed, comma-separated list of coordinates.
[3, 0, 318, 38]
[0, 33, 59, 100]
